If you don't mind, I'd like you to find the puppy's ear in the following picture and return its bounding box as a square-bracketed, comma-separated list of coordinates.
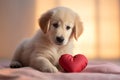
[74, 15, 83, 40]
[39, 11, 53, 34]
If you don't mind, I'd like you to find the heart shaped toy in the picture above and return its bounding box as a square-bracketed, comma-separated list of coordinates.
[59, 54, 88, 72]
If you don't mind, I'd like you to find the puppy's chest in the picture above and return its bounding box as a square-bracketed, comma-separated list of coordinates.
[49, 47, 71, 65]
[58, 46, 72, 55]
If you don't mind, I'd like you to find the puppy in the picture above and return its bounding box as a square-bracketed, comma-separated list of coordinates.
[10, 7, 83, 72]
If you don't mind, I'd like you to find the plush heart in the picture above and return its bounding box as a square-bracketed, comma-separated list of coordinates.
[59, 54, 88, 72]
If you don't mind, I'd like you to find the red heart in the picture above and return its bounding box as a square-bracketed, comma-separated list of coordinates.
[59, 54, 88, 72]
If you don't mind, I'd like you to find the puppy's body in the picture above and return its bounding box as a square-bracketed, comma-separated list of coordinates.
[10, 7, 83, 72]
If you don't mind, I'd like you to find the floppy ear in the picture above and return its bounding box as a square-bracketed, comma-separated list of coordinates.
[39, 11, 53, 34]
[74, 15, 83, 40]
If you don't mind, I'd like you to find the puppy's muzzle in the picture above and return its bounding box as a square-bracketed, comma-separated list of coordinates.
[56, 36, 64, 44]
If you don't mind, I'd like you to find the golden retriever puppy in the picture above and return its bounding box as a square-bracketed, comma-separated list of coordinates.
[10, 7, 83, 72]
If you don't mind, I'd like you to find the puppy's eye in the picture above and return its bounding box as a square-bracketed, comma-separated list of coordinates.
[53, 23, 59, 28]
[66, 26, 71, 30]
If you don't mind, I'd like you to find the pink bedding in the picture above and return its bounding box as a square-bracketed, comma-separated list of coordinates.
[0, 61, 120, 80]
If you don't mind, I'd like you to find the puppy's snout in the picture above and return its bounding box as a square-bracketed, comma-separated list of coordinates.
[56, 36, 64, 43]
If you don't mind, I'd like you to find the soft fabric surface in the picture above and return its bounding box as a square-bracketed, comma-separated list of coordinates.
[0, 61, 120, 80]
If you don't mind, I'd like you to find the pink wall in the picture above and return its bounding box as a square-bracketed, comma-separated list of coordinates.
[0, 0, 36, 60]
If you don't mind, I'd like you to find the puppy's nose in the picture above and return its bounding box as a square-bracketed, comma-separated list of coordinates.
[56, 36, 64, 43]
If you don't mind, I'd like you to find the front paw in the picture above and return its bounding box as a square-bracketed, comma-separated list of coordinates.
[40, 66, 58, 73]
[49, 66, 58, 73]
[10, 61, 22, 68]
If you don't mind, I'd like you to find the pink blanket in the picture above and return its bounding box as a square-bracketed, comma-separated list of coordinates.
[0, 61, 120, 80]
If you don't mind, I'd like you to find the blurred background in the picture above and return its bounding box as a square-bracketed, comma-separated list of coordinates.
[0, 0, 119, 61]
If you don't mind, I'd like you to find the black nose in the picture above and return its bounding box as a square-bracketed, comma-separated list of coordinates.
[56, 36, 64, 43]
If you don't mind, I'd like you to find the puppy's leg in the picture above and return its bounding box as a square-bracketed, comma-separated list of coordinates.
[10, 61, 22, 68]
[10, 41, 25, 68]
[30, 57, 58, 73]
[10, 49, 22, 68]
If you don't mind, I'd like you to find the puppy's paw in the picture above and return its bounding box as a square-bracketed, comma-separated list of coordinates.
[10, 61, 22, 68]
[40, 66, 58, 73]
[48, 66, 58, 73]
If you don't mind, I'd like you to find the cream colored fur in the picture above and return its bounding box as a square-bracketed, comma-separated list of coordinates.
[10, 7, 83, 73]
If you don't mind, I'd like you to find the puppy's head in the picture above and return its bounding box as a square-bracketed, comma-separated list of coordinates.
[39, 7, 83, 46]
